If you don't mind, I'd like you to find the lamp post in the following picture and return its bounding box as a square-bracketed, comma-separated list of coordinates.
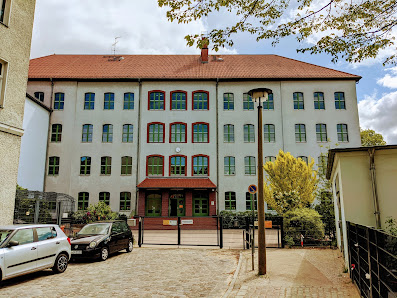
[248, 88, 272, 275]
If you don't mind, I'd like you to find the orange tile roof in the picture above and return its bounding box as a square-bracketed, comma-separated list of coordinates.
[137, 178, 217, 189]
[28, 54, 361, 80]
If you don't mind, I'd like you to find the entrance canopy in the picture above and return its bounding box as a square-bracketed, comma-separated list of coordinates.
[137, 178, 217, 189]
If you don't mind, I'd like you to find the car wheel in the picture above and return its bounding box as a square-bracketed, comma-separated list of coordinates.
[52, 253, 68, 273]
[100, 247, 109, 261]
[126, 239, 133, 252]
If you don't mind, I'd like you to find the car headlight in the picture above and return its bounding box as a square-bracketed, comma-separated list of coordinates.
[89, 241, 97, 248]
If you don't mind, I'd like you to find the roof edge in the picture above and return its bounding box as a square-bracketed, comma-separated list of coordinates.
[26, 93, 52, 112]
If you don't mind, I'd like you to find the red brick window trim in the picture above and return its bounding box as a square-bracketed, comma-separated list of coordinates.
[170, 122, 187, 143]
[192, 154, 209, 176]
[147, 122, 165, 143]
[170, 90, 187, 111]
[148, 90, 165, 110]
[192, 122, 209, 143]
[169, 155, 187, 176]
[192, 90, 209, 110]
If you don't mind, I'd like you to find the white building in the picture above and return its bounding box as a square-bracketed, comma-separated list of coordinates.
[26, 50, 361, 217]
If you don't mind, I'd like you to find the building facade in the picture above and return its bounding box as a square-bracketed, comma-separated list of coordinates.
[27, 52, 361, 217]
[0, 0, 36, 225]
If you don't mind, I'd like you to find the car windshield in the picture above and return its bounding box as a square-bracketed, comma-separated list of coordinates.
[0, 230, 13, 246]
[77, 224, 110, 235]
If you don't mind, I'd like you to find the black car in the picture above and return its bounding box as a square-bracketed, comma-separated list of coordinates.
[70, 220, 133, 261]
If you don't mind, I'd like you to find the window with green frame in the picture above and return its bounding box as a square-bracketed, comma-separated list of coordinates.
[170, 123, 186, 143]
[265, 156, 276, 163]
[246, 193, 257, 210]
[223, 93, 234, 110]
[145, 193, 161, 216]
[51, 124, 62, 142]
[193, 91, 208, 110]
[147, 155, 164, 176]
[48, 156, 60, 175]
[78, 192, 89, 210]
[316, 124, 327, 142]
[193, 192, 209, 216]
[84, 92, 95, 110]
[99, 192, 110, 205]
[82, 124, 93, 142]
[225, 192, 236, 210]
[149, 91, 164, 110]
[120, 192, 131, 211]
[263, 93, 274, 110]
[54, 93, 64, 110]
[104, 92, 114, 110]
[170, 156, 186, 176]
[244, 156, 256, 175]
[297, 156, 308, 163]
[102, 124, 113, 143]
[223, 124, 234, 143]
[193, 123, 208, 143]
[314, 92, 325, 110]
[100, 156, 112, 175]
[171, 92, 186, 110]
[124, 92, 134, 110]
[122, 124, 133, 143]
[337, 124, 349, 142]
[293, 92, 304, 110]
[264, 124, 275, 142]
[335, 92, 346, 109]
[295, 124, 306, 142]
[244, 124, 255, 143]
[243, 93, 254, 110]
[148, 123, 164, 143]
[80, 156, 91, 175]
[193, 155, 208, 176]
[121, 156, 132, 175]
[224, 156, 235, 175]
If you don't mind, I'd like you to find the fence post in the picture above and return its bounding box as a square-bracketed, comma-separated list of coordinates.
[34, 199, 40, 224]
[366, 227, 373, 297]
[138, 217, 142, 247]
[245, 216, 251, 249]
[280, 216, 285, 248]
[219, 216, 223, 249]
[177, 217, 181, 246]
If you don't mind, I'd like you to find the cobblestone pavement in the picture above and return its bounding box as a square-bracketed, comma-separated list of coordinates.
[0, 248, 239, 298]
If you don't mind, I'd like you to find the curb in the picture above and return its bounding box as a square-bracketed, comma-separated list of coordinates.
[222, 251, 243, 298]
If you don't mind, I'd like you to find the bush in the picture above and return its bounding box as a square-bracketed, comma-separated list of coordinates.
[220, 210, 281, 229]
[70, 202, 118, 224]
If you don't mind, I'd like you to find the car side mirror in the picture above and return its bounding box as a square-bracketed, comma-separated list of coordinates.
[8, 240, 19, 247]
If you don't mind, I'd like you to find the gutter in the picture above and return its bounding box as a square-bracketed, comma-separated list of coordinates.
[368, 148, 381, 228]
[135, 79, 142, 216]
[42, 78, 54, 192]
[216, 78, 219, 214]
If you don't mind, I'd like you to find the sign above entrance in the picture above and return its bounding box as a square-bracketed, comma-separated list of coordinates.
[248, 184, 257, 194]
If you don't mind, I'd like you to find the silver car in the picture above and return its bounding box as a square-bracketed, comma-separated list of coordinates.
[0, 224, 71, 282]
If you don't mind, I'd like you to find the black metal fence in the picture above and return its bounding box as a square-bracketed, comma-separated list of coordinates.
[347, 222, 397, 298]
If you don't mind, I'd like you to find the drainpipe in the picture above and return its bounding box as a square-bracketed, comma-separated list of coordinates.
[135, 79, 142, 216]
[215, 78, 219, 215]
[43, 78, 54, 192]
[368, 148, 381, 228]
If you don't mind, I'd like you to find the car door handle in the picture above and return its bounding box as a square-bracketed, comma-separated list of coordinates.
[56, 241, 60, 244]
[31, 247, 37, 250]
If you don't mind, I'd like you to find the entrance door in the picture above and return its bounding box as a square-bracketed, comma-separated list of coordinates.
[145, 194, 161, 217]
[169, 193, 185, 216]
[193, 197, 209, 216]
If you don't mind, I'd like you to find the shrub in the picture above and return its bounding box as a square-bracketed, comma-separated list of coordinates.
[70, 202, 118, 224]
[220, 210, 281, 229]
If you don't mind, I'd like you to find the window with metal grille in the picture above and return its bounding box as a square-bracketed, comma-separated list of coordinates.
[246, 193, 257, 210]
[51, 124, 62, 142]
[335, 92, 346, 109]
[192, 155, 209, 176]
[263, 93, 274, 110]
[244, 124, 255, 143]
[223, 124, 234, 143]
[102, 124, 113, 142]
[193, 123, 209, 143]
[99, 192, 110, 205]
[80, 156, 91, 175]
[120, 192, 131, 211]
[265, 156, 276, 163]
[148, 123, 164, 143]
[121, 156, 132, 175]
[316, 124, 327, 142]
[244, 156, 256, 175]
[147, 155, 164, 176]
[297, 156, 308, 163]
[104, 92, 114, 110]
[243, 93, 254, 110]
[122, 124, 133, 143]
[170, 123, 186, 143]
[82, 124, 93, 142]
[170, 156, 186, 176]
[225, 192, 236, 210]
[295, 124, 306, 142]
[337, 124, 349, 142]
[264, 124, 275, 142]
[193, 91, 208, 110]
[34, 92, 45, 102]
[224, 156, 235, 175]
[223, 93, 234, 110]
[78, 192, 89, 210]
[149, 91, 165, 110]
[54, 93, 64, 110]
[84, 93, 95, 110]
[48, 156, 60, 175]
[101, 156, 112, 175]
[124, 92, 134, 110]
[171, 91, 186, 110]
[314, 92, 325, 110]
[293, 92, 304, 110]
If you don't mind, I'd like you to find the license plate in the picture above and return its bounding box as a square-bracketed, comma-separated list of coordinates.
[71, 250, 82, 254]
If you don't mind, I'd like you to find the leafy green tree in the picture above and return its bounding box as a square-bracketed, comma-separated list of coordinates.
[361, 128, 387, 146]
[158, 0, 397, 65]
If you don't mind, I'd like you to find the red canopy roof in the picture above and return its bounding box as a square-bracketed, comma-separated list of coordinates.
[137, 178, 216, 189]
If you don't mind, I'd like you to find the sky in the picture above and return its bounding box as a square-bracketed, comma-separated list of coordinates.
[30, 0, 397, 144]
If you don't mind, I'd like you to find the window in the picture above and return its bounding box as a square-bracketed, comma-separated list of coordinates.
[124, 92, 134, 110]
[102, 124, 113, 143]
[316, 124, 327, 142]
[244, 124, 255, 143]
[295, 124, 306, 142]
[78, 192, 89, 210]
[145, 193, 161, 216]
[318, 155, 328, 175]
[244, 156, 256, 175]
[99, 192, 110, 205]
[192, 155, 209, 176]
[297, 156, 308, 163]
[193, 91, 208, 110]
[337, 124, 349, 142]
[246, 193, 257, 211]
[224, 124, 234, 143]
[149, 91, 165, 110]
[224, 156, 235, 175]
[314, 92, 325, 110]
[171, 91, 187, 110]
[243, 93, 254, 110]
[264, 124, 275, 143]
[193, 192, 209, 216]
[11, 229, 34, 245]
[263, 93, 274, 110]
[335, 92, 346, 109]
[265, 156, 276, 163]
[170, 123, 186, 143]
[100, 156, 112, 175]
[148, 123, 164, 143]
[54, 93, 64, 110]
[34, 92, 45, 102]
[82, 124, 93, 143]
[121, 156, 132, 175]
[37, 227, 56, 241]
[120, 192, 131, 211]
[84, 92, 95, 110]
[170, 155, 186, 176]
[293, 92, 304, 110]
[0, 0, 11, 25]
[0, 59, 6, 107]
[80, 156, 91, 175]
[122, 124, 133, 143]
[223, 93, 234, 110]
[48, 156, 60, 175]
[225, 192, 236, 210]
[51, 124, 62, 142]
[147, 155, 164, 176]
[104, 92, 114, 110]
[192, 123, 209, 143]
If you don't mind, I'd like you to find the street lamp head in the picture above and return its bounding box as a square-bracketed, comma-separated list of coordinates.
[248, 88, 273, 103]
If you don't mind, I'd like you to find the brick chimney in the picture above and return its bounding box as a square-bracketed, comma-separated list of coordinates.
[201, 39, 208, 63]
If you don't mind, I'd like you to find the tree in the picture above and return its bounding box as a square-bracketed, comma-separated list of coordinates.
[264, 150, 318, 214]
[158, 0, 397, 65]
[361, 128, 387, 146]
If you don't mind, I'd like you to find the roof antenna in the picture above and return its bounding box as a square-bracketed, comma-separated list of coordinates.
[111, 37, 121, 56]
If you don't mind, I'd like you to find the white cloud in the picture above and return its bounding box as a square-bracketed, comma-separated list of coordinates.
[358, 91, 397, 144]
[377, 66, 397, 89]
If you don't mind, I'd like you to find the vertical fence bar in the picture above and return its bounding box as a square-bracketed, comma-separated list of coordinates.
[138, 217, 142, 247]
[281, 217, 285, 248]
[219, 216, 223, 249]
[34, 199, 40, 224]
[366, 227, 373, 298]
[177, 217, 181, 246]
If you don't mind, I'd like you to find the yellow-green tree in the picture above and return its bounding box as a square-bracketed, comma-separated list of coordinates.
[264, 150, 318, 214]
[361, 128, 386, 147]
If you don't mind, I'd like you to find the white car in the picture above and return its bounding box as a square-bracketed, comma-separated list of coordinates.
[0, 224, 71, 282]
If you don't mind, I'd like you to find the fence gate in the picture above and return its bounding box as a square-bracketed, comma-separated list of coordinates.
[243, 216, 284, 249]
